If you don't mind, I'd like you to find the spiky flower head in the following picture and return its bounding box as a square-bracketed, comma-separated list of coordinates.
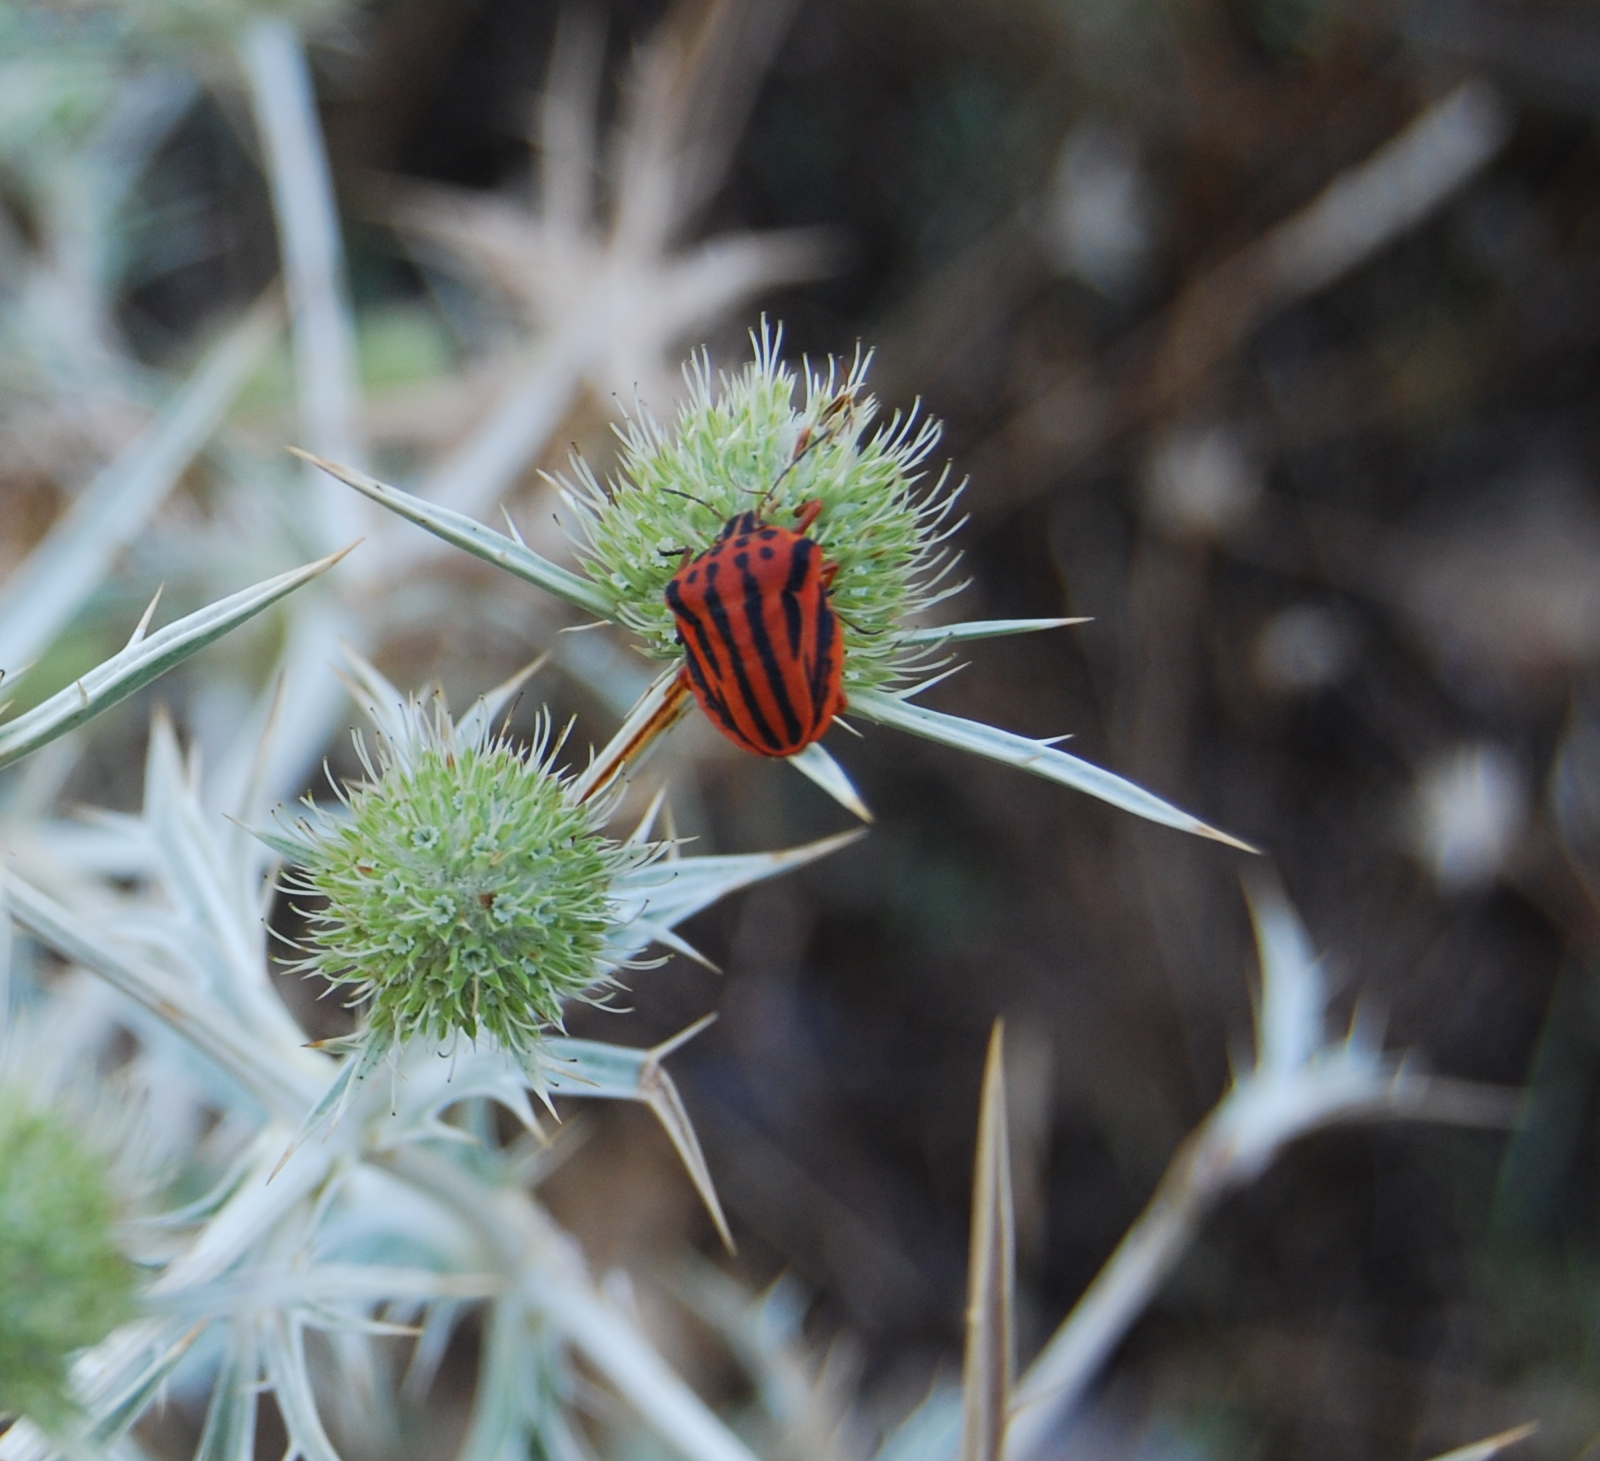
[269, 695, 647, 1059]
[564, 324, 964, 694]
[0, 1092, 138, 1431]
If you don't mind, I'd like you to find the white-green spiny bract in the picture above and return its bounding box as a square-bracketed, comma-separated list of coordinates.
[280, 708, 632, 1055]
[566, 328, 964, 693]
[0, 1097, 137, 1430]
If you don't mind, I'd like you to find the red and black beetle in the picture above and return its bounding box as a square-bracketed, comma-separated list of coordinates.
[664, 498, 847, 756]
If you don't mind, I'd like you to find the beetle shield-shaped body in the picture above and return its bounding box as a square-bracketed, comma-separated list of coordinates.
[665, 504, 846, 756]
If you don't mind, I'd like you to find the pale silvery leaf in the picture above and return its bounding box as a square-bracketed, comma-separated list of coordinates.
[372, 1043, 542, 1150]
[544, 1018, 730, 1249]
[292, 451, 613, 617]
[786, 740, 873, 821]
[850, 687, 1255, 849]
[894, 617, 1087, 645]
[331, 643, 414, 747]
[875, 1390, 963, 1461]
[608, 830, 865, 949]
[308, 1166, 491, 1279]
[86, 1320, 208, 1448]
[149, 1140, 333, 1298]
[959, 1023, 1013, 1461]
[260, 1313, 344, 1461]
[275, 1043, 390, 1170]
[242, 19, 365, 500]
[1001, 882, 1521, 1461]
[453, 1298, 533, 1461]
[1244, 879, 1325, 1078]
[398, 1301, 462, 1407]
[4, 874, 319, 1121]
[194, 1329, 259, 1461]
[141, 714, 306, 1053]
[1422, 1424, 1538, 1461]
[519, 1261, 764, 1461]
[454, 656, 549, 746]
[162, 1264, 500, 1320]
[0, 548, 353, 772]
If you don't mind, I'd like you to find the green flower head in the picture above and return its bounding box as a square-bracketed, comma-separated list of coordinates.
[563, 324, 965, 694]
[0, 1095, 138, 1431]
[273, 694, 647, 1057]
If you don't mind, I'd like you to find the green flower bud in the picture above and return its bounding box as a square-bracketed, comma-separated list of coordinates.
[0, 1096, 138, 1430]
[564, 326, 964, 694]
[276, 698, 644, 1057]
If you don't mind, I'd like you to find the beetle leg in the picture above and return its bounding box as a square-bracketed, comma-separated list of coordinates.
[794, 499, 824, 535]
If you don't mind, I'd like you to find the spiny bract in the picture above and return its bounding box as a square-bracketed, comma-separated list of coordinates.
[277, 703, 639, 1056]
[564, 325, 965, 694]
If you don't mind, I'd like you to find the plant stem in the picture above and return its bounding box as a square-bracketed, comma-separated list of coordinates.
[382, 1144, 763, 1461]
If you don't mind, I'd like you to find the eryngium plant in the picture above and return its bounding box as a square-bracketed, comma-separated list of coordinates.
[0, 1094, 137, 1434]
[265, 680, 653, 1062]
[1, 652, 857, 1457]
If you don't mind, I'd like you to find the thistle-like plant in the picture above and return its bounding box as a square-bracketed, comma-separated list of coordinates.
[264, 673, 654, 1064]
[0, 648, 862, 1459]
[873, 884, 1525, 1461]
[255, 650, 866, 1123]
[0, 1089, 138, 1436]
[298, 328, 1253, 844]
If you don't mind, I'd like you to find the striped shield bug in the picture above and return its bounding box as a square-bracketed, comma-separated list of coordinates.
[664, 497, 847, 757]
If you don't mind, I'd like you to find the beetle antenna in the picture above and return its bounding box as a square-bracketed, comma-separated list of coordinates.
[659, 486, 718, 513]
[755, 386, 859, 516]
